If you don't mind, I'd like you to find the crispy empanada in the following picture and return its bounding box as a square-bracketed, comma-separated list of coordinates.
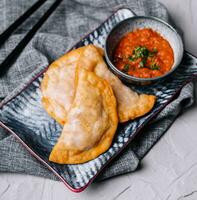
[49, 69, 118, 164]
[77, 45, 156, 122]
[41, 48, 83, 125]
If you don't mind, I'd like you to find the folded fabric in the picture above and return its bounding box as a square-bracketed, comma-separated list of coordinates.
[0, 0, 194, 181]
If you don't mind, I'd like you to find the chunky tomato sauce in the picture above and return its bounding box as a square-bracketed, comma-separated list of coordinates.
[114, 28, 174, 78]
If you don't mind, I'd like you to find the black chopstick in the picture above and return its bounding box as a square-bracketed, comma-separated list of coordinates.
[0, 0, 63, 77]
[0, 0, 47, 48]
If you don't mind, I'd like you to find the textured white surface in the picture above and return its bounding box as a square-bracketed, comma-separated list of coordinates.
[0, 0, 197, 199]
[159, 0, 197, 56]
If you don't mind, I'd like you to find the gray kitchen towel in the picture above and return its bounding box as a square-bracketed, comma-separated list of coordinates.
[0, 0, 195, 181]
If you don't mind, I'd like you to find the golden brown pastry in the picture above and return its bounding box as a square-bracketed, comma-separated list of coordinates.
[41, 48, 83, 125]
[49, 68, 118, 164]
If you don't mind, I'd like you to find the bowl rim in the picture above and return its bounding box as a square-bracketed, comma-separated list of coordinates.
[104, 15, 184, 82]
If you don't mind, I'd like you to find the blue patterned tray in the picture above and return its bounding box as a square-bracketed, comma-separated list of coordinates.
[0, 8, 197, 192]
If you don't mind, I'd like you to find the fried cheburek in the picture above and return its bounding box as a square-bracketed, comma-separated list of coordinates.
[49, 68, 118, 164]
[41, 45, 156, 124]
[41, 48, 82, 125]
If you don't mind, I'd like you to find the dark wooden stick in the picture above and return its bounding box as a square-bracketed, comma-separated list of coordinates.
[0, 0, 47, 47]
[0, 0, 63, 77]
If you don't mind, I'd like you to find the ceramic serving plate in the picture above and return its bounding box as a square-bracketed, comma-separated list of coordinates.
[0, 8, 197, 192]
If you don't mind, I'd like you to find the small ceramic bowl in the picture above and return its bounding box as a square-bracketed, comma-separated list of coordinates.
[104, 16, 184, 85]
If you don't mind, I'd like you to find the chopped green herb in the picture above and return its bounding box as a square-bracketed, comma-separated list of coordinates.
[139, 61, 144, 68]
[128, 46, 148, 61]
[127, 46, 159, 70]
[152, 48, 158, 53]
[150, 63, 160, 70]
[148, 52, 154, 57]
[128, 46, 158, 67]
[133, 46, 149, 59]
[122, 64, 130, 73]
[128, 56, 135, 61]
[139, 58, 146, 68]
[148, 48, 158, 58]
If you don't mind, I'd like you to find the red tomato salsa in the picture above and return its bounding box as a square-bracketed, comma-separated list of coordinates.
[114, 28, 174, 78]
